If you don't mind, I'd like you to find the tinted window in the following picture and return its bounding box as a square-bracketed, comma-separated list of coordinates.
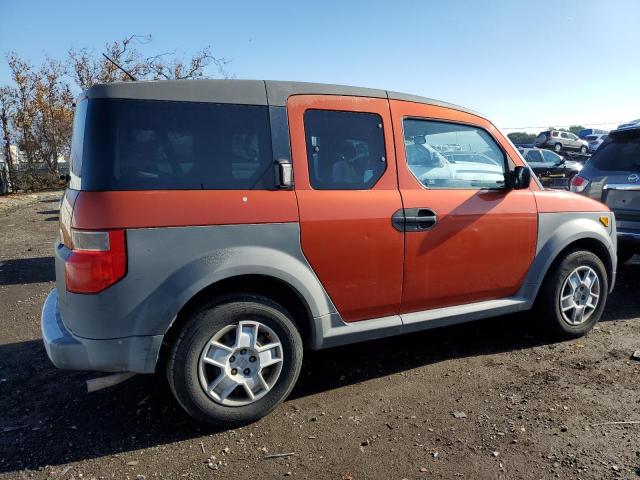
[304, 110, 386, 190]
[70, 99, 88, 178]
[561, 132, 569, 139]
[591, 138, 640, 171]
[79, 99, 275, 190]
[402, 119, 506, 189]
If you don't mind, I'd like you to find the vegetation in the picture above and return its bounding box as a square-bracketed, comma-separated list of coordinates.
[0, 35, 230, 191]
[507, 132, 537, 145]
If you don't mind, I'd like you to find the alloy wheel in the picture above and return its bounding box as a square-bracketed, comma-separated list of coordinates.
[559, 266, 600, 326]
[198, 321, 284, 406]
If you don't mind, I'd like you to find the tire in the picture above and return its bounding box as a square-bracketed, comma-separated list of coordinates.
[617, 245, 635, 265]
[554, 143, 563, 153]
[167, 295, 303, 427]
[535, 250, 608, 339]
[580, 145, 587, 154]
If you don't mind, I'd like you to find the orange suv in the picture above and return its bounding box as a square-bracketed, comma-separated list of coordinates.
[42, 80, 616, 426]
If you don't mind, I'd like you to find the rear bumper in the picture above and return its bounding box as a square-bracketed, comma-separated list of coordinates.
[41, 289, 163, 374]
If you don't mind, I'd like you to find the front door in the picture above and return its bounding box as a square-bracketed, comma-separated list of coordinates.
[287, 95, 404, 322]
[389, 100, 538, 313]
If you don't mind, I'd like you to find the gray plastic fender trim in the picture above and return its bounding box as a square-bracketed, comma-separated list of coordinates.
[521, 212, 616, 297]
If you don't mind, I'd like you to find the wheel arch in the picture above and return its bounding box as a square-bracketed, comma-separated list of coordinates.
[522, 213, 616, 303]
[162, 274, 318, 357]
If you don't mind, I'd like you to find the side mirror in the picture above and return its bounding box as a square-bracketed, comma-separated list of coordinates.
[511, 166, 531, 190]
[275, 159, 293, 189]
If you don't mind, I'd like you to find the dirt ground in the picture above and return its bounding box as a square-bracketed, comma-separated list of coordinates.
[0, 190, 638, 480]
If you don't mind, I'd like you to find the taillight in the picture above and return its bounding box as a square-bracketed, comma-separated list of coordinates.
[65, 229, 127, 293]
[570, 175, 589, 193]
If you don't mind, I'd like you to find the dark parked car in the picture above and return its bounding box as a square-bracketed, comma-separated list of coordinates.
[519, 147, 582, 188]
[571, 125, 640, 263]
[535, 130, 588, 154]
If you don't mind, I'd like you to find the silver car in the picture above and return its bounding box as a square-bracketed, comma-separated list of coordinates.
[571, 126, 640, 263]
[584, 134, 608, 153]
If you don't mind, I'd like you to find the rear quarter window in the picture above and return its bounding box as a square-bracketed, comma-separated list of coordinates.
[79, 99, 275, 190]
[591, 138, 640, 171]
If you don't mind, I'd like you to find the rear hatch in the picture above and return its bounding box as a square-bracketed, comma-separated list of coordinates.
[591, 129, 640, 233]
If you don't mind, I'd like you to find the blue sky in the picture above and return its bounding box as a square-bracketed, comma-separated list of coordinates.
[1, 0, 639, 133]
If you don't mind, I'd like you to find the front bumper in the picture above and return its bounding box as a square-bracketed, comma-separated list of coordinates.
[41, 289, 163, 373]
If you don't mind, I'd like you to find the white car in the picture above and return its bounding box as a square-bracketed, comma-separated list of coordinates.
[584, 134, 608, 153]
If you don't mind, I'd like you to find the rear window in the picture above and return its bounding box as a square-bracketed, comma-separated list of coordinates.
[76, 98, 275, 190]
[591, 137, 640, 172]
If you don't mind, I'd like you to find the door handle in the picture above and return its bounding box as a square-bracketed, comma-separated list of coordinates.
[392, 208, 438, 232]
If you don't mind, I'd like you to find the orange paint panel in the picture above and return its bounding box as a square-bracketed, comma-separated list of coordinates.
[72, 190, 299, 230]
[533, 190, 609, 213]
[59, 189, 79, 247]
[296, 189, 404, 321]
[389, 100, 539, 312]
[399, 189, 537, 312]
[287, 95, 404, 322]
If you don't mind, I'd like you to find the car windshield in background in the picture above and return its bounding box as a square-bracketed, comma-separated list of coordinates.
[402, 119, 505, 189]
[591, 137, 640, 171]
[76, 98, 275, 190]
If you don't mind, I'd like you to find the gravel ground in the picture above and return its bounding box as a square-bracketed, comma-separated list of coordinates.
[1, 190, 639, 479]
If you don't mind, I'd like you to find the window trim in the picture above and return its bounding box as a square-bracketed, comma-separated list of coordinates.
[303, 108, 389, 191]
[400, 116, 511, 191]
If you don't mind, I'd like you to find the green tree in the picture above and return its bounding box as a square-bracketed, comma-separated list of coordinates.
[507, 132, 536, 145]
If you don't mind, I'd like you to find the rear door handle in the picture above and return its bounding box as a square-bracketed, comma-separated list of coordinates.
[392, 208, 438, 232]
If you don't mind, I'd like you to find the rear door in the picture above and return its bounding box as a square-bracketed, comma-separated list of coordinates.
[389, 100, 538, 313]
[287, 95, 404, 322]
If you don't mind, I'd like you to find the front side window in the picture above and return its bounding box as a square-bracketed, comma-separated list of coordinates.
[79, 99, 275, 190]
[402, 119, 506, 189]
[304, 110, 386, 190]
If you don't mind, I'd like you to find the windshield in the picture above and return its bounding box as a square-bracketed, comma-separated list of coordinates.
[591, 137, 640, 172]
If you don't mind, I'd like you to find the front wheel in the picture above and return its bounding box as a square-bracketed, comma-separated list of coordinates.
[167, 296, 303, 426]
[580, 145, 587, 154]
[535, 250, 608, 339]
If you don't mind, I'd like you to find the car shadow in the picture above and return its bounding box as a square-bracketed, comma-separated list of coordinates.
[600, 260, 640, 322]
[0, 259, 636, 473]
[0, 257, 55, 285]
[0, 313, 555, 473]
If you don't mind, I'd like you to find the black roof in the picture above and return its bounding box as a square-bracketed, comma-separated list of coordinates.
[84, 79, 484, 119]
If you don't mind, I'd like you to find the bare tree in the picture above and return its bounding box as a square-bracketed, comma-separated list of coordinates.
[68, 35, 231, 89]
[0, 86, 17, 189]
[2, 35, 231, 191]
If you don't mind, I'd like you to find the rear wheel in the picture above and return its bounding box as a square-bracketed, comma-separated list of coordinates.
[554, 143, 563, 153]
[167, 295, 303, 426]
[580, 145, 587, 154]
[535, 250, 608, 339]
